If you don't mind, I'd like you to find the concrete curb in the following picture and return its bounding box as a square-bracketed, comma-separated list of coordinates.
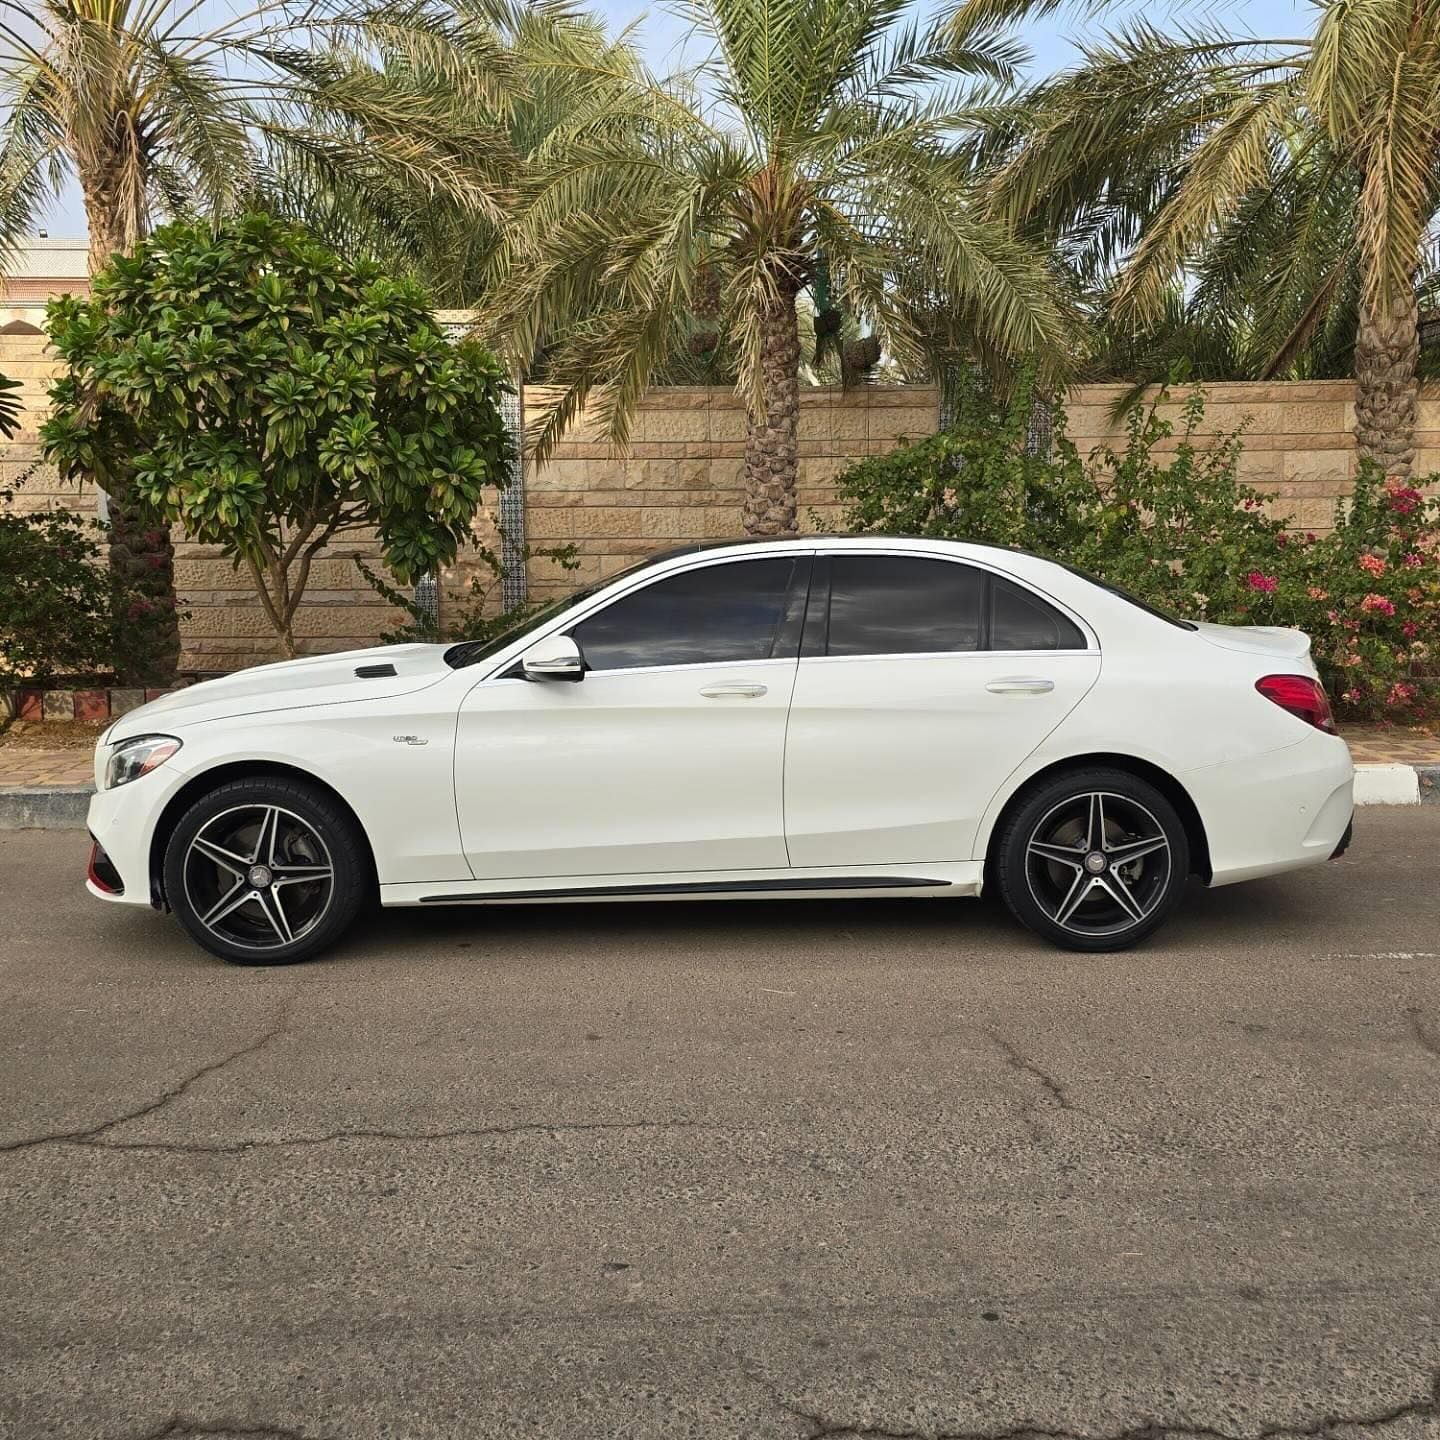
[0, 786, 94, 829]
[2, 762, 1437, 831]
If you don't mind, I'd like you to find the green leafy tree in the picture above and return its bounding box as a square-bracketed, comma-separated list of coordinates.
[479, 0, 1075, 536]
[42, 215, 512, 660]
[955, 0, 1440, 476]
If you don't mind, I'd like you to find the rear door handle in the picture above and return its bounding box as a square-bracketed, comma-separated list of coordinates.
[986, 677, 1055, 695]
[700, 683, 768, 699]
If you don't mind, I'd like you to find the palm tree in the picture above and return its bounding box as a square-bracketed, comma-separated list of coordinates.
[479, 0, 1075, 536]
[0, 0, 511, 680]
[953, 0, 1440, 477]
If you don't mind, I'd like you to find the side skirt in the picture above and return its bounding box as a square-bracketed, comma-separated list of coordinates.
[380, 863, 984, 908]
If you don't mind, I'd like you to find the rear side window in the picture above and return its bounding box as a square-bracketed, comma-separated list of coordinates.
[571, 558, 798, 671]
[990, 576, 1086, 651]
[824, 556, 985, 656]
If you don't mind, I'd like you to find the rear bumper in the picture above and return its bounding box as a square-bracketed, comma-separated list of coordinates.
[1185, 731, 1355, 888]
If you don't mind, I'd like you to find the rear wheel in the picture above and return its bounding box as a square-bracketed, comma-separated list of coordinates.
[164, 777, 370, 965]
[994, 768, 1190, 952]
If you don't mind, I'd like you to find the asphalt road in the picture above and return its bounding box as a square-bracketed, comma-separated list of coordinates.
[3, 816, 1440, 1440]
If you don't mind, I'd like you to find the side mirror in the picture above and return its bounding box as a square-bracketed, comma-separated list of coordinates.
[521, 633, 585, 682]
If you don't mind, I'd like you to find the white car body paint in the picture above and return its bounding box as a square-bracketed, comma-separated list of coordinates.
[86, 537, 1355, 926]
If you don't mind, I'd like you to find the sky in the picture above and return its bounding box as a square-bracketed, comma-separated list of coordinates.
[35, 0, 1314, 238]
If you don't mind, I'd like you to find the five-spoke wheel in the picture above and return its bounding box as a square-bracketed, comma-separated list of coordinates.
[164, 777, 368, 965]
[995, 768, 1190, 951]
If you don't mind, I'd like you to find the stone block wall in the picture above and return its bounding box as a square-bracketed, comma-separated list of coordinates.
[1063, 380, 1440, 532]
[518, 385, 940, 598]
[8, 324, 1440, 674]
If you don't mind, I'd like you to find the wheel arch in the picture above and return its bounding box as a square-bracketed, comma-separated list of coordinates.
[982, 753, 1212, 885]
[147, 760, 378, 908]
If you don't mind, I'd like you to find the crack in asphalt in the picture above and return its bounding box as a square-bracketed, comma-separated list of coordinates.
[1406, 1007, 1440, 1062]
[0, 992, 704, 1158]
[982, 1029, 1120, 1143]
[67, 1118, 707, 1155]
[0, 999, 295, 1155]
[774, 1368, 1440, 1440]
[119, 1417, 337, 1440]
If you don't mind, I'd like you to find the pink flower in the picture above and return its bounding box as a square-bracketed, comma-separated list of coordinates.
[1276, 532, 1289, 547]
[1342, 688, 1362, 704]
[1386, 482, 1422, 515]
[1360, 553, 1387, 576]
[1307, 586, 1329, 601]
[1403, 622, 1420, 639]
[1361, 593, 1396, 616]
[1388, 682, 1418, 707]
[1246, 571, 1278, 593]
[1403, 552, 1425, 569]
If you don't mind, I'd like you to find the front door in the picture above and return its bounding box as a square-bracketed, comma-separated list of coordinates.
[784, 552, 1101, 867]
[454, 554, 809, 880]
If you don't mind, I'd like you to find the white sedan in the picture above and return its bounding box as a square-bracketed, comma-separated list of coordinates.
[85, 537, 1355, 964]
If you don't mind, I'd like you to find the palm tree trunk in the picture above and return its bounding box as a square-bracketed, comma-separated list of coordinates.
[1353, 282, 1419, 479]
[743, 290, 801, 536]
[79, 182, 182, 685]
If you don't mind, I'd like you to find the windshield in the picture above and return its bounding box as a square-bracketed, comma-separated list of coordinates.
[443, 555, 664, 670]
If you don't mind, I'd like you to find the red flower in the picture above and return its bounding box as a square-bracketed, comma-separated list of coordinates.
[1361, 593, 1396, 617]
[1360, 553, 1387, 576]
[1245, 571, 1278, 593]
[1403, 552, 1425, 569]
[1403, 622, 1420, 639]
[1388, 681, 1418, 707]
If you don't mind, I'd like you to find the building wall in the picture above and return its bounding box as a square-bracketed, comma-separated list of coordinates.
[6, 329, 1440, 674]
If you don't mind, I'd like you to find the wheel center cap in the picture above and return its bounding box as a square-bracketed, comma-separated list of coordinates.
[1084, 851, 1107, 874]
[248, 864, 274, 889]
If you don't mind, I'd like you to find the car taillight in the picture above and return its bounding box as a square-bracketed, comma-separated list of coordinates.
[1255, 674, 1337, 734]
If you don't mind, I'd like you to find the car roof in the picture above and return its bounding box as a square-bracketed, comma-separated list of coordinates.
[643, 535, 1028, 563]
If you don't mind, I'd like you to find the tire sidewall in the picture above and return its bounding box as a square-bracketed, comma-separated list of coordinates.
[996, 768, 1191, 952]
[164, 777, 369, 965]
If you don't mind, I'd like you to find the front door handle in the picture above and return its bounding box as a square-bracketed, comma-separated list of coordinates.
[986, 677, 1055, 695]
[700, 683, 768, 699]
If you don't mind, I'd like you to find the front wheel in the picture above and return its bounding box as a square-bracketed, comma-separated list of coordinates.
[994, 768, 1190, 952]
[163, 776, 370, 965]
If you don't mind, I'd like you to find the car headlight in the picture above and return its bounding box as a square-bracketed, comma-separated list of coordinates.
[106, 735, 183, 789]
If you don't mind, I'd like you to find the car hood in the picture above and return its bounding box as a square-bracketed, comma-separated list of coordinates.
[1193, 621, 1313, 663]
[107, 643, 455, 739]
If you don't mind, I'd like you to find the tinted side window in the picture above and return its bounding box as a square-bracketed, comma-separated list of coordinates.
[571, 558, 797, 671]
[826, 556, 984, 656]
[990, 576, 1087, 651]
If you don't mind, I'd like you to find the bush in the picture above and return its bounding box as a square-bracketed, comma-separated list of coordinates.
[833, 378, 1440, 725]
[0, 486, 118, 686]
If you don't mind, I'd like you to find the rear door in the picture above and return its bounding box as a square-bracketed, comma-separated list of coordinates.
[783, 551, 1101, 867]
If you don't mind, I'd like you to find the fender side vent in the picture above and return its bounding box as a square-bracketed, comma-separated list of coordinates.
[355, 663, 397, 678]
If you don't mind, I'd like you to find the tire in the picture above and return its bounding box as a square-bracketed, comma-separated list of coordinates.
[993, 767, 1190, 953]
[163, 776, 371, 965]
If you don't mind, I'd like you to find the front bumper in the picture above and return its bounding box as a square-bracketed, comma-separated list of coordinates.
[84, 761, 196, 908]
